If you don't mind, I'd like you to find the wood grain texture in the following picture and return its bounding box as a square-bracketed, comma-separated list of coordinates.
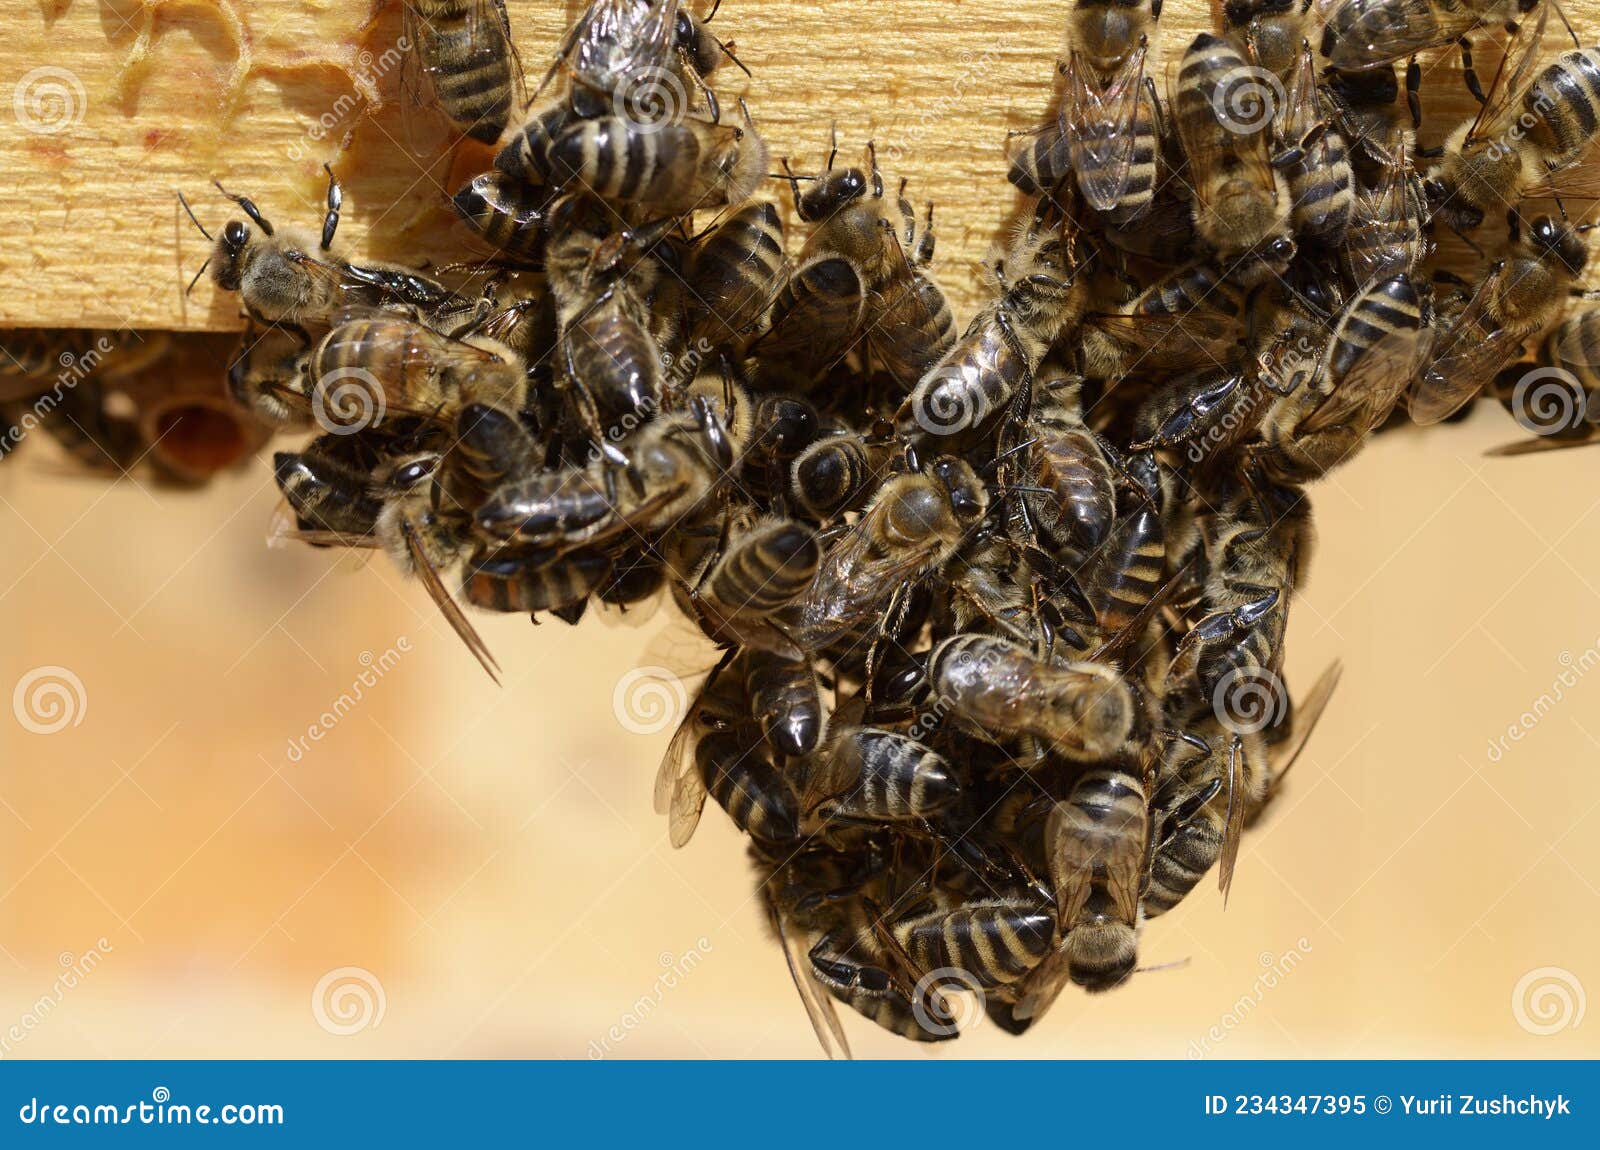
[0, 1, 1564, 332]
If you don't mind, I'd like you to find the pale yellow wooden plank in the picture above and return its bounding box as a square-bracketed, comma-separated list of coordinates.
[0, 2, 1562, 332]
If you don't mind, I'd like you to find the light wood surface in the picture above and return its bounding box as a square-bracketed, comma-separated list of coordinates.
[0, 1, 1516, 334]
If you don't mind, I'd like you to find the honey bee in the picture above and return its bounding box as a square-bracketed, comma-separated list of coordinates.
[807, 902, 962, 1043]
[795, 456, 989, 651]
[1006, 373, 1117, 556]
[1487, 305, 1600, 455]
[225, 324, 312, 427]
[475, 395, 737, 550]
[403, 0, 524, 144]
[535, 0, 682, 118]
[461, 543, 612, 622]
[1319, 0, 1538, 75]
[1078, 259, 1247, 382]
[184, 168, 451, 328]
[928, 634, 1136, 762]
[1062, 1, 1164, 212]
[273, 440, 386, 539]
[544, 196, 671, 433]
[898, 209, 1083, 441]
[451, 171, 551, 262]
[546, 104, 767, 215]
[745, 649, 827, 758]
[1274, 40, 1354, 244]
[755, 844, 861, 1059]
[788, 428, 892, 521]
[685, 198, 789, 348]
[677, 515, 820, 653]
[1411, 213, 1588, 425]
[1170, 33, 1294, 280]
[655, 656, 802, 847]
[1147, 661, 1342, 913]
[1255, 273, 1428, 479]
[1039, 759, 1149, 998]
[306, 315, 527, 429]
[805, 727, 962, 829]
[894, 891, 1055, 994]
[1422, 11, 1599, 233]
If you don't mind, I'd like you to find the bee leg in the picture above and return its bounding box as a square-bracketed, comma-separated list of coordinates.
[1405, 58, 1423, 132]
[320, 163, 343, 251]
[1458, 37, 1486, 105]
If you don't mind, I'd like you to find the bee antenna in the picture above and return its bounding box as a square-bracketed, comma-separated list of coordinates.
[185, 258, 213, 296]
[176, 191, 213, 241]
[212, 180, 274, 236]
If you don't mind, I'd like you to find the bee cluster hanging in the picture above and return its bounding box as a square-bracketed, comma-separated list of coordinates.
[10, 0, 1598, 1054]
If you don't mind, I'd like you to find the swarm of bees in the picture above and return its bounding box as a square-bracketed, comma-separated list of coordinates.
[17, 0, 1575, 1053]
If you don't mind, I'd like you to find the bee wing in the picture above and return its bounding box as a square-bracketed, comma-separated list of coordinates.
[400, 518, 501, 685]
[1486, 429, 1600, 456]
[751, 257, 867, 365]
[1067, 44, 1146, 213]
[1011, 946, 1072, 1023]
[766, 888, 852, 1060]
[1266, 659, 1344, 793]
[1083, 310, 1243, 363]
[1219, 735, 1248, 905]
[1410, 288, 1520, 425]
[1168, 52, 1280, 226]
[1303, 322, 1430, 436]
[1465, 3, 1548, 146]
[1345, 153, 1423, 284]
[1320, 2, 1448, 70]
[798, 516, 944, 647]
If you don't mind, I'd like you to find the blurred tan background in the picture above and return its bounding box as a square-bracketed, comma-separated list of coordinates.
[1, 406, 1597, 1059]
[2, 1, 1598, 1059]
